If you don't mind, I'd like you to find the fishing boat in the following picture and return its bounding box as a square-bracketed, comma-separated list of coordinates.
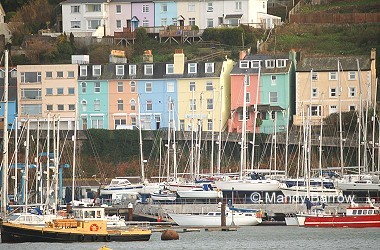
[177, 184, 222, 199]
[1, 206, 151, 243]
[303, 199, 380, 228]
[150, 189, 177, 202]
[168, 207, 262, 226]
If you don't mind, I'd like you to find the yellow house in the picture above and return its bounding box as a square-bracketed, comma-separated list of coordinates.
[174, 50, 234, 132]
[17, 64, 78, 130]
[293, 49, 376, 126]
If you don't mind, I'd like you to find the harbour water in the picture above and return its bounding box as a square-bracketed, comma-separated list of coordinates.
[1, 226, 379, 250]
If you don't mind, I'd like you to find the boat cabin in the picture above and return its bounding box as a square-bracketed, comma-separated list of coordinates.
[346, 207, 380, 216]
[73, 207, 106, 221]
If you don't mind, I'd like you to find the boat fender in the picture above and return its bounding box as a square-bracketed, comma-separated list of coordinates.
[105, 235, 112, 242]
[79, 234, 85, 242]
[90, 223, 99, 231]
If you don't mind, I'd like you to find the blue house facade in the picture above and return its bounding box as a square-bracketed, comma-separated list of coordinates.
[154, 1, 179, 27]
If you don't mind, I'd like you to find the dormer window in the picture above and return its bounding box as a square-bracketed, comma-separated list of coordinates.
[240, 60, 249, 68]
[93, 65, 101, 76]
[205, 63, 214, 73]
[166, 64, 174, 74]
[265, 60, 275, 68]
[144, 64, 153, 75]
[116, 65, 124, 76]
[276, 59, 287, 68]
[188, 63, 197, 74]
[129, 65, 136, 75]
[80, 65, 87, 76]
[251, 60, 260, 68]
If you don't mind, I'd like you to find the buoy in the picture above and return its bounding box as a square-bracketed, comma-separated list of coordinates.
[161, 229, 179, 241]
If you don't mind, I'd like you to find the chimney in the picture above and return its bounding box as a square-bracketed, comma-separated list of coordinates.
[173, 49, 184, 74]
[239, 50, 247, 60]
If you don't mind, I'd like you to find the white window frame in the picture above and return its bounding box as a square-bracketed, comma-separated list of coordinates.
[87, 19, 101, 29]
[207, 18, 213, 28]
[188, 3, 195, 12]
[93, 65, 101, 76]
[329, 72, 337, 80]
[235, 1, 242, 10]
[161, 4, 168, 12]
[269, 92, 278, 103]
[130, 99, 136, 111]
[207, 99, 213, 110]
[81, 82, 86, 93]
[117, 82, 123, 92]
[116, 65, 124, 76]
[310, 105, 322, 116]
[265, 60, 275, 68]
[205, 63, 214, 73]
[142, 4, 150, 13]
[190, 99, 196, 111]
[116, 20, 122, 29]
[312, 88, 318, 98]
[330, 87, 337, 97]
[251, 60, 260, 68]
[312, 72, 318, 81]
[71, 21, 81, 29]
[166, 64, 174, 74]
[71, 5, 80, 13]
[145, 82, 152, 92]
[116, 5, 121, 13]
[146, 100, 153, 111]
[81, 100, 87, 112]
[329, 105, 337, 114]
[190, 82, 196, 91]
[276, 59, 287, 68]
[144, 64, 153, 75]
[130, 81, 136, 92]
[189, 17, 195, 26]
[246, 92, 250, 103]
[240, 60, 249, 68]
[94, 99, 100, 111]
[207, 2, 213, 12]
[271, 75, 277, 85]
[167, 82, 174, 92]
[349, 87, 356, 97]
[80, 65, 87, 76]
[117, 99, 123, 111]
[206, 81, 213, 91]
[129, 65, 136, 75]
[94, 82, 100, 93]
[188, 63, 197, 74]
[348, 71, 356, 80]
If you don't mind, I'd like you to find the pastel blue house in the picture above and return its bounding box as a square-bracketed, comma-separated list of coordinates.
[154, 1, 179, 27]
[0, 101, 17, 129]
[137, 63, 178, 130]
[78, 65, 109, 130]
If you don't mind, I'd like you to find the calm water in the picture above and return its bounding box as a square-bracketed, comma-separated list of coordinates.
[1, 226, 379, 250]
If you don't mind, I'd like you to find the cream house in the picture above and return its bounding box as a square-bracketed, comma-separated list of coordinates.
[293, 49, 376, 126]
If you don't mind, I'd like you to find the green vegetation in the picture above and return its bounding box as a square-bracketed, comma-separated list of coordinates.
[299, 0, 380, 14]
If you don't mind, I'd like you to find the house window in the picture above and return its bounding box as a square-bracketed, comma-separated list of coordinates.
[117, 82, 123, 92]
[330, 87, 337, 97]
[207, 2, 213, 12]
[188, 63, 197, 74]
[166, 64, 174, 74]
[167, 82, 174, 92]
[47, 104, 53, 111]
[240, 60, 249, 68]
[81, 100, 87, 112]
[329, 105, 337, 114]
[21, 104, 42, 115]
[116, 5, 121, 13]
[57, 88, 64, 95]
[349, 105, 356, 111]
[205, 63, 214, 73]
[207, 99, 213, 109]
[57, 71, 64, 78]
[80, 65, 87, 76]
[251, 60, 260, 68]
[144, 64, 153, 75]
[161, 18, 167, 26]
[130, 99, 136, 110]
[235, 1, 242, 10]
[146, 100, 152, 111]
[68, 71, 74, 78]
[116, 20, 122, 28]
[269, 92, 278, 103]
[71, 21, 80, 29]
[180, 120, 185, 131]
[190, 99, 196, 111]
[131, 117, 137, 126]
[276, 59, 287, 68]
[349, 71, 356, 80]
[206, 81, 213, 91]
[145, 82, 152, 92]
[46, 88, 53, 95]
[246, 93, 250, 103]
[81, 82, 86, 93]
[116, 65, 124, 75]
[239, 110, 250, 121]
[130, 81, 136, 92]
[94, 99, 100, 111]
[142, 20, 149, 27]
[271, 75, 277, 85]
[71, 5, 80, 13]
[188, 3, 195, 12]
[118, 99, 123, 111]
[208, 119, 213, 130]
[129, 65, 136, 75]
[189, 18, 195, 26]
[310, 105, 322, 116]
[349, 87, 356, 97]
[312, 88, 318, 98]
[265, 60, 275, 68]
[45, 71, 52, 79]
[21, 89, 42, 100]
[91, 118, 104, 129]
[93, 65, 101, 76]
[86, 4, 101, 12]
[94, 82, 100, 93]
[329, 72, 337, 80]
[161, 4, 167, 12]
[57, 104, 64, 111]
[114, 119, 126, 129]
[312, 72, 318, 81]
[68, 87, 75, 95]
[69, 104, 75, 111]
[87, 19, 101, 29]
[207, 18, 213, 28]
[190, 82, 196, 91]
[142, 4, 149, 13]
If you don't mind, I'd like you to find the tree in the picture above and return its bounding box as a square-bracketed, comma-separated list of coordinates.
[24, 36, 57, 64]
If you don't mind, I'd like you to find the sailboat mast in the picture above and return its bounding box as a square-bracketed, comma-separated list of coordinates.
[357, 59, 363, 176]
[239, 74, 248, 179]
[137, 95, 145, 182]
[24, 119, 30, 213]
[210, 87, 215, 175]
[250, 66, 260, 170]
[72, 105, 77, 203]
[338, 60, 344, 176]
[217, 86, 223, 174]
[373, 78, 378, 173]
[1, 50, 9, 214]
[172, 99, 177, 180]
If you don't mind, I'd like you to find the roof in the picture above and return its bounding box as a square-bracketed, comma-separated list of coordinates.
[225, 14, 243, 19]
[230, 54, 291, 75]
[296, 55, 371, 72]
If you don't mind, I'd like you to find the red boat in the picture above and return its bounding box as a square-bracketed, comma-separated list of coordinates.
[304, 200, 380, 228]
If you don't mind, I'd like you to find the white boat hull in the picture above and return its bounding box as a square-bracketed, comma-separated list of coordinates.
[177, 190, 221, 199]
[285, 216, 299, 226]
[168, 212, 262, 226]
[100, 185, 143, 195]
[335, 182, 380, 191]
[215, 180, 281, 192]
[280, 186, 341, 199]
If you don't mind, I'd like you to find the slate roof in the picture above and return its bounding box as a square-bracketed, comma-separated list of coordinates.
[296, 55, 371, 72]
[230, 54, 291, 75]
